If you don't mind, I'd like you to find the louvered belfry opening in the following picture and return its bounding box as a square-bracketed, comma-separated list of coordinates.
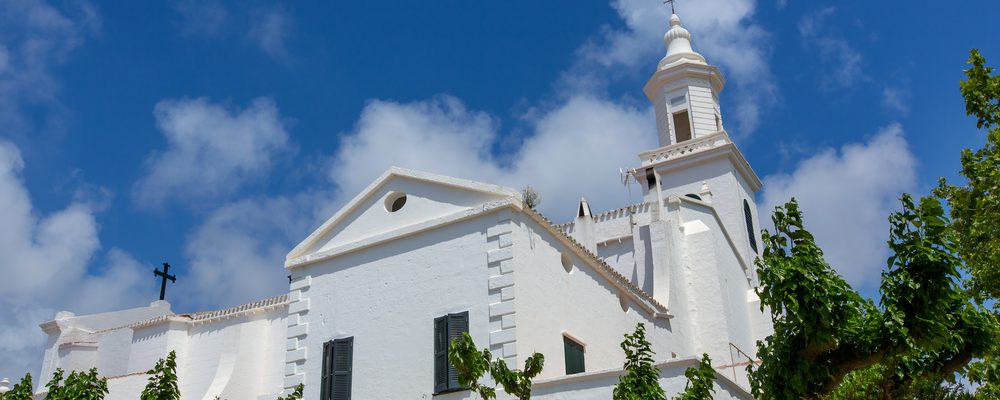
[321, 337, 353, 400]
[434, 311, 469, 394]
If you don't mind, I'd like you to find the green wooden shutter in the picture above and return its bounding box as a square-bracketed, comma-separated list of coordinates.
[321, 341, 333, 400]
[564, 336, 585, 375]
[331, 337, 353, 400]
[446, 312, 470, 390]
[434, 316, 449, 393]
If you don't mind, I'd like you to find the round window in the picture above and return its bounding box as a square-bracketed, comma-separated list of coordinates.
[385, 192, 407, 213]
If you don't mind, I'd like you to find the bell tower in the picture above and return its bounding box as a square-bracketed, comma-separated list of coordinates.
[635, 13, 762, 270]
[644, 14, 726, 147]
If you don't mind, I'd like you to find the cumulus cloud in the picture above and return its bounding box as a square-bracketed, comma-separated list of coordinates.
[132, 97, 291, 208]
[798, 7, 866, 90]
[330, 95, 656, 221]
[177, 192, 331, 309]
[759, 124, 917, 288]
[571, 0, 777, 133]
[0, 140, 152, 380]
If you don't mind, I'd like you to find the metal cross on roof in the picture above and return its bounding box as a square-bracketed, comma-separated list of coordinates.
[663, 0, 677, 14]
[154, 262, 177, 301]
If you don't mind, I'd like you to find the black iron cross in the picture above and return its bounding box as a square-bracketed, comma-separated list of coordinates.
[154, 262, 177, 301]
[663, 0, 677, 14]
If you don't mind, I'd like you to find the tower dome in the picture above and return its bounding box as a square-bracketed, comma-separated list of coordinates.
[659, 14, 706, 68]
[644, 12, 726, 147]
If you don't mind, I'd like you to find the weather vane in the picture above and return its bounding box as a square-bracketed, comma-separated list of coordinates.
[663, 0, 677, 14]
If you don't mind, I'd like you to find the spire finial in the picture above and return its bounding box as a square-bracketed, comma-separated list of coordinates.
[663, 0, 677, 14]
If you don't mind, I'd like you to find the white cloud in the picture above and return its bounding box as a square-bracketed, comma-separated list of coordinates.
[0, 140, 152, 381]
[169, 1, 292, 60]
[170, 0, 227, 37]
[0, 0, 99, 140]
[329, 95, 656, 222]
[882, 85, 910, 115]
[132, 97, 291, 208]
[759, 124, 917, 288]
[798, 7, 866, 90]
[249, 8, 291, 59]
[571, 0, 777, 133]
[177, 192, 330, 309]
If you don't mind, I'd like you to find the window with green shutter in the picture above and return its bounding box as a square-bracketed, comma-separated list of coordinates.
[321, 337, 353, 400]
[564, 336, 585, 375]
[434, 311, 469, 394]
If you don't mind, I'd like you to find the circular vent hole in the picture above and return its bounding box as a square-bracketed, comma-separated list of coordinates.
[385, 192, 407, 213]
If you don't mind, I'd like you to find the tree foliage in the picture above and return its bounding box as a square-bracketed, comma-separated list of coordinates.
[749, 196, 999, 399]
[275, 384, 304, 400]
[2, 374, 33, 400]
[935, 49, 1000, 308]
[141, 350, 181, 400]
[676, 354, 716, 400]
[613, 323, 665, 400]
[522, 186, 541, 209]
[44, 368, 109, 400]
[449, 332, 545, 400]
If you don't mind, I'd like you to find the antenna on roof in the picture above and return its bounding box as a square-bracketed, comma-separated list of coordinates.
[620, 167, 638, 227]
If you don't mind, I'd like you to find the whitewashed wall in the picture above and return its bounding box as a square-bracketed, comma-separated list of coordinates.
[511, 213, 674, 380]
[293, 214, 501, 399]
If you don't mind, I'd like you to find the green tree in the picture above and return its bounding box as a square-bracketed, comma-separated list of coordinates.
[3, 374, 33, 400]
[44, 368, 109, 400]
[676, 354, 716, 400]
[450, 331, 497, 399]
[449, 332, 545, 400]
[45, 368, 66, 399]
[141, 350, 181, 400]
[613, 323, 665, 400]
[275, 384, 304, 400]
[749, 197, 999, 399]
[935, 49, 1000, 307]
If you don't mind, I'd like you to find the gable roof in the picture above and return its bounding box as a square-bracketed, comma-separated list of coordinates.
[285, 166, 669, 318]
[287, 167, 521, 261]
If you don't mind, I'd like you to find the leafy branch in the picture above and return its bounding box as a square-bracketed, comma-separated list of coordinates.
[449, 332, 545, 400]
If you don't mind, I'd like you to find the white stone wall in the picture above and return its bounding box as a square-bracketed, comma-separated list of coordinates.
[532, 358, 752, 400]
[654, 155, 761, 270]
[292, 214, 500, 399]
[511, 213, 674, 381]
[37, 303, 287, 400]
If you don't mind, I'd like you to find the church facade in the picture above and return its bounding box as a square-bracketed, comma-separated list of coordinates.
[32, 13, 771, 400]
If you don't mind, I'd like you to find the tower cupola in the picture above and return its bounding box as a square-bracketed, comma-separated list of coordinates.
[644, 14, 726, 148]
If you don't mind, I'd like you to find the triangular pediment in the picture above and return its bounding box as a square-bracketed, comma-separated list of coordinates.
[287, 167, 520, 264]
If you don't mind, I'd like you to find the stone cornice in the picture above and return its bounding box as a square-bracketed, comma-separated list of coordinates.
[638, 130, 762, 192]
[644, 62, 726, 101]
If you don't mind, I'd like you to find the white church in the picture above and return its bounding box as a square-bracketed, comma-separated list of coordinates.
[26, 13, 772, 400]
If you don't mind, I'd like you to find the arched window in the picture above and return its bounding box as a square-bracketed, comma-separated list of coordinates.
[744, 200, 758, 254]
[685, 194, 702, 201]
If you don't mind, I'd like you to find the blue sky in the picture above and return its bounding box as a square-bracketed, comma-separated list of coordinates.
[1, 0, 997, 379]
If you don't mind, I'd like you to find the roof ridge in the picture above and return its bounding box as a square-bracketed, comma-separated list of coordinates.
[99, 294, 290, 333]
